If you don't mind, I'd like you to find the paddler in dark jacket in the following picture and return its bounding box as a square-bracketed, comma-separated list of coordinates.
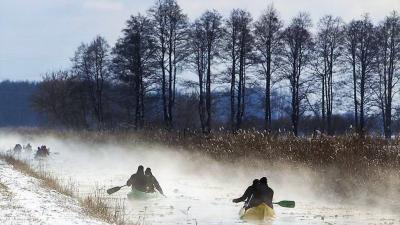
[145, 168, 164, 195]
[232, 179, 260, 208]
[126, 165, 147, 192]
[258, 177, 274, 208]
[233, 177, 274, 209]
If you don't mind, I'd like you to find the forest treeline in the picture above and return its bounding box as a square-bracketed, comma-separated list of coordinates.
[0, 81, 43, 127]
[31, 0, 400, 137]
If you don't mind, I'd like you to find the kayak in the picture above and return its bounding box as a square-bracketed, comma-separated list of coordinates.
[127, 189, 158, 200]
[34, 152, 49, 159]
[239, 203, 275, 221]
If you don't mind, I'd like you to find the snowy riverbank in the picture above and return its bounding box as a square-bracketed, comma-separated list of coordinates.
[0, 159, 109, 225]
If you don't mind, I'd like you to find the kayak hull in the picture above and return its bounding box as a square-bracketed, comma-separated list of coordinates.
[239, 203, 275, 221]
[127, 189, 158, 200]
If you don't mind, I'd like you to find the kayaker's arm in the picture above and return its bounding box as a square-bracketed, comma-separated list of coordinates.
[153, 177, 164, 195]
[126, 175, 134, 186]
[233, 195, 246, 203]
[266, 188, 274, 209]
[233, 186, 251, 203]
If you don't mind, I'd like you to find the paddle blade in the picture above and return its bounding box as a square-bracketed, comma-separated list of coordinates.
[107, 186, 122, 195]
[274, 200, 295, 208]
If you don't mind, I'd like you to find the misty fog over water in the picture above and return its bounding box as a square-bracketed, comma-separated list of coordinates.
[1, 130, 399, 224]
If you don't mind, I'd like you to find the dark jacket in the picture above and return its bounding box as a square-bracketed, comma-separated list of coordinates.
[233, 185, 255, 204]
[146, 175, 164, 195]
[235, 184, 274, 209]
[126, 173, 147, 192]
[251, 184, 274, 209]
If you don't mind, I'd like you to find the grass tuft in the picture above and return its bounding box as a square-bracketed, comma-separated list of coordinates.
[80, 189, 133, 225]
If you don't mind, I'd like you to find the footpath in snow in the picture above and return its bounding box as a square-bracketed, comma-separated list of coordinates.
[0, 159, 110, 225]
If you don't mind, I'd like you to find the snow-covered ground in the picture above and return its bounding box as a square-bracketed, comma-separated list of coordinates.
[0, 159, 109, 225]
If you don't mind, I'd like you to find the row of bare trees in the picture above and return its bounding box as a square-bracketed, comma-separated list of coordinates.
[33, 0, 400, 137]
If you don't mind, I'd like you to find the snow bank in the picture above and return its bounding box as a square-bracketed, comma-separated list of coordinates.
[0, 159, 110, 225]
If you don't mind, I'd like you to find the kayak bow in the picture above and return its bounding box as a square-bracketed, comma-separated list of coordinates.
[239, 203, 275, 221]
[127, 188, 159, 200]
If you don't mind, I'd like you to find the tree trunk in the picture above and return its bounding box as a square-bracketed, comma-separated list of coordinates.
[198, 54, 205, 133]
[265, 40, 272, 131]
[359, 65, 365, 135]
[206, 48, 212, 133]
[352, 52, 358, 132]
[230, 32, 236, 132]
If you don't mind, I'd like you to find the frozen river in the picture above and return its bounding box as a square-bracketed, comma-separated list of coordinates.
[1, 132, 399, 225]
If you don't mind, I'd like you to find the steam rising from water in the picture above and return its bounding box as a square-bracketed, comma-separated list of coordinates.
[1, 130, 399, 224]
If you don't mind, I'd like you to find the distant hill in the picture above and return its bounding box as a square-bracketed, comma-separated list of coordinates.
[0, 80, 44, 127]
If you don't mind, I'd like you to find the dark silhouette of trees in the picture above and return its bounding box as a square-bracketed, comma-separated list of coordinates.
[224, 9, 254, 131]
[346, 20, 360, 133]
[281, 13, 314, 136]
[25, 3, 400, 137]
[373, 11, 400, 138]
[313, 15, 345, 135]
[112, 14, 157, 129]
[0, 81, 42, 127]
[149, 0, 189, 129]
[345, 15, 377, 135]
[254, 5, 283, 131]
[32, 71, 89, 128]
[72, 36, 111, 129]
[188, 10, 223, 133]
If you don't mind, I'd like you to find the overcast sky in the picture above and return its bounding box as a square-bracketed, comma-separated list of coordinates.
[0, 0, 399, 81]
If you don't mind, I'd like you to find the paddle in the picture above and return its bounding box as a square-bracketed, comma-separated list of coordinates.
[273, 200, 295, 208]
[244, 194, 254, 209]
[107, 185, 127, 195]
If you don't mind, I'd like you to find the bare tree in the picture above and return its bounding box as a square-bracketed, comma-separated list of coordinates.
[224, 10, 239, 131]
[224, 9, 254, 131]
[149, 0, 189, 129]
[374, 11, 400, 138]
[112, 14, 157, 129]
[313, 15, 345, 134]
[32, 71, 89, 128]
[346, 20, 359, 132]
[254, 5, 283, 131]
[188, 10, 223, 133]
[345, 15, 377, 135]
[72, 36, 111, 129]
[281, 13, 314, 136]
[189, 20, 207, 132]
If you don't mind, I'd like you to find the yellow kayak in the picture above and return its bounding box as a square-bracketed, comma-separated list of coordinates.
[239, 203, 275, 221]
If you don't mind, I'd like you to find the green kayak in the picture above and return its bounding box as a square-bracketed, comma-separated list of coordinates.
[127, 189, 159, 200]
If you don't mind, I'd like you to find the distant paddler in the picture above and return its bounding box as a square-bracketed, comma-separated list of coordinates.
[23, 143, 32, 152]
[35, 145, 50, 158]
[13, 144, 22, 154]
[107, 165, 165, 197]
